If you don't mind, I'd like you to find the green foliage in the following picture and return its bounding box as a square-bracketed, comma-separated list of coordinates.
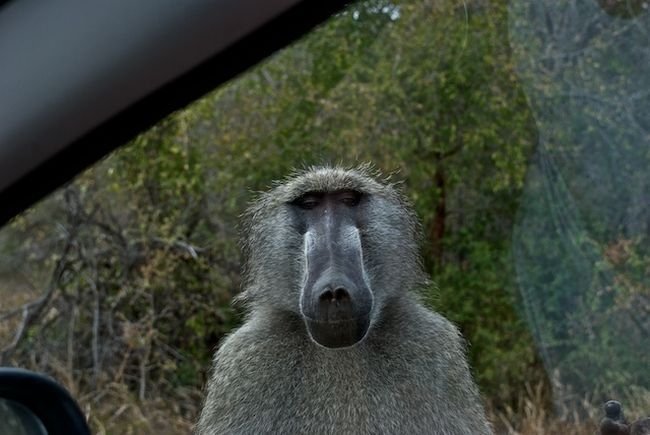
[428, 240, 541, 406]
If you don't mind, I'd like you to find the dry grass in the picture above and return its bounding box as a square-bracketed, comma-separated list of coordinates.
[75, 380, 620, 435]
[77, 382, 201, 435]
[488, 383, 598, 434]
[490, 382, 650, 435]
[0, 278, 41, 345]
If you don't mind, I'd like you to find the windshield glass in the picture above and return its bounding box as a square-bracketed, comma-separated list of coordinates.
[0, 0, 647, 433]
[510, 0, 650, 419]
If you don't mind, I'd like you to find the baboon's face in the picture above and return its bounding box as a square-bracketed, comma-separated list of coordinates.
[292, 189, 373, 348]
[242, 168, 425, 349]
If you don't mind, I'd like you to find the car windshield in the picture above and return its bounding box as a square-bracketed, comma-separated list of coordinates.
[0, 0, 648, 433]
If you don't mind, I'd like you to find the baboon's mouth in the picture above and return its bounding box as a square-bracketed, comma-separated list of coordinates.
[303, 313, 370, 349]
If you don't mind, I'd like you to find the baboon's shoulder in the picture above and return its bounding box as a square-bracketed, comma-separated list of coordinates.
[378, 301, 475, 390]
[212, 312, 303, 373]
[379, 299, 466, 353]
[197, 316, 305, 434]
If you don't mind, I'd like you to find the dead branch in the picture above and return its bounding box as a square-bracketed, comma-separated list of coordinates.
[0, 226, 77, 364]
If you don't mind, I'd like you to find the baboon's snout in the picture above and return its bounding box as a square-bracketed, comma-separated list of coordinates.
[300, 225, 373, 349]
[303, 278, 372, 349]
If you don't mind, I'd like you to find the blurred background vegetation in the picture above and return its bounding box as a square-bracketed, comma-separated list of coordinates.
[0, 0, 647, 433]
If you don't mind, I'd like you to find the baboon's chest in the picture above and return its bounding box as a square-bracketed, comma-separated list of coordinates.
[253, 347, 437, 434]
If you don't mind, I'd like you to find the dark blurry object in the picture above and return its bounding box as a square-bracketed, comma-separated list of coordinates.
[0, 398, 46, 435]
[630, 417, 650, 435]
[601, 401, 630, 435]
[595, 0, 648, 18]
[606, 400, 628, 424]
[600, 400, 650, 435]
[0, 368, 90, 435]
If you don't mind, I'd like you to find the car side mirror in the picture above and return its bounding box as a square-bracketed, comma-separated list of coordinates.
[0, 368, 90, 435]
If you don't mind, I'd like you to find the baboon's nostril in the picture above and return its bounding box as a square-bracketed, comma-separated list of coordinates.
[334, 288, 350, 302]
[315, 285, 357, 322]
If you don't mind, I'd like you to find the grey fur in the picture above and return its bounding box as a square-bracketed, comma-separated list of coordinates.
[196, 166, 492, 434]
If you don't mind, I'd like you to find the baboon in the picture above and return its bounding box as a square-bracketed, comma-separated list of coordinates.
[601, 401, 629, 435]
[196, 166, 492, 434]
[600, 400, 650, 435]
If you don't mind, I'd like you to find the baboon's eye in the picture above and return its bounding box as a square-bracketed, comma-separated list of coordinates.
[293, 193, 322, 210]
[340, 191, 362, 207]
